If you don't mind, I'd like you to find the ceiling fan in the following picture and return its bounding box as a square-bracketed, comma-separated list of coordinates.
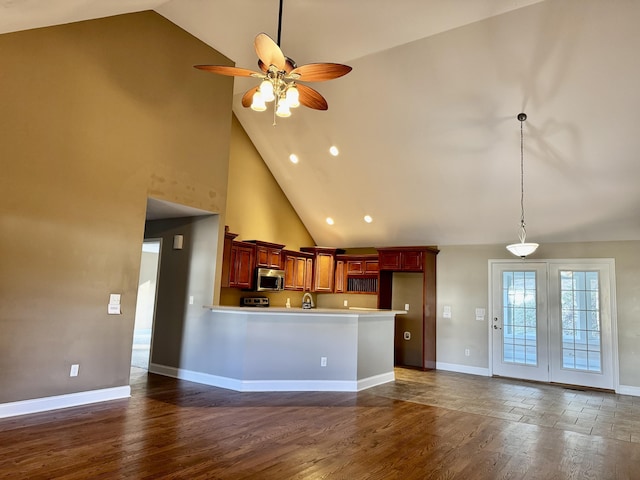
[194, 0, 352, 121]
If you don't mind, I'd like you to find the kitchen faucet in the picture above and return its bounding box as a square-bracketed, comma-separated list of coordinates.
[302, 292, 315, 309]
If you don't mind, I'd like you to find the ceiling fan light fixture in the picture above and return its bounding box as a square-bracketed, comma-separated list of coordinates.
[193, 0, 351, 123]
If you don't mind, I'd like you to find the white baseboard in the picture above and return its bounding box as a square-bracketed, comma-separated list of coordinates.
[0, 386, 131, 419]
[436, 362, 490, 377]
[149, 363, 394, 392]
[617, 384, 640, 397]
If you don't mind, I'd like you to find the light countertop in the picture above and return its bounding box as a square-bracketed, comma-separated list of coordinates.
[204, 305, 406, 316]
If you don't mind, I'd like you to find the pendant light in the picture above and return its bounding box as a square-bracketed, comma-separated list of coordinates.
[506, 113, 539, 258]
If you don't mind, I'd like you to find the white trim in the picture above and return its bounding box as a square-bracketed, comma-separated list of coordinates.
[436, 362, 490, 377]
[617, 385, 640, 397]
[357, 372, 396, 391]
[149, 363, 394, 392]
[0, 386, 131, 419]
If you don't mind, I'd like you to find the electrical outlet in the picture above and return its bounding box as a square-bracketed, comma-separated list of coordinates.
[404, 331, 411, 340]
[465, 349, 470, 357]
[70, 364, 79, 377]
[404, 303, 410, 311]
[189, 295, 194, 305]
[320, 357, 327, 367]
[343, 300, 348, 307]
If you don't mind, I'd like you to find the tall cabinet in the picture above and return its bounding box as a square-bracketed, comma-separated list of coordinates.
[377, 246, 439, 370]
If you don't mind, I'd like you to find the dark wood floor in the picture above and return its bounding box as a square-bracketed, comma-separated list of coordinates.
[2, 368, 640, 479]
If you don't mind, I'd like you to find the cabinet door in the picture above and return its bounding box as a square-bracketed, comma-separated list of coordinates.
[283, 255, 296, 290]
[402, 251, 423, 271]
[256, 246, 282, 268]
[269, 250, 282, 269]
[364, 260, 379, 274]
[305, 258, 314, 291]
[294, 256, 307, 290]
[314, 252, 335, 292]
[334, 260, 345, 293]
[232, 245, 255, 289]
[346, 260, 364, 275]
[379, 251, 402, 270]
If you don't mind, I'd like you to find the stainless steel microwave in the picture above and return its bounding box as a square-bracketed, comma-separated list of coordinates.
[255, 268, 285, 291]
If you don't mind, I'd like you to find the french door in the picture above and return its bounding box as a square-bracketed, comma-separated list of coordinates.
[490, 260, 616, 390]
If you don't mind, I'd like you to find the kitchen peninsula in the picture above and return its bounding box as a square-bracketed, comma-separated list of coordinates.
[150, 306, 403, 392]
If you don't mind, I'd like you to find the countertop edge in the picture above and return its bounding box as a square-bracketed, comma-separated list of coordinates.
[203, 305, 407, 316]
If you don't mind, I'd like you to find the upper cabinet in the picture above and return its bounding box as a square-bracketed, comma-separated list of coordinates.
[282, 250, 314, 291]
[378, 248, 426, 272]
[300, 247, 344, 293]
[228, 241, 256, 289]
[335, 254, 379, 294]
[244, 240, 285, 269]
[222, 228, 256, 289]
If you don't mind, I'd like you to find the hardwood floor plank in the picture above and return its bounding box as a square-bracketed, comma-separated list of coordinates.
[2, 370, 640, 479]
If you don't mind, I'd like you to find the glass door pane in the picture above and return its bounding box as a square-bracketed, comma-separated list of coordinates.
[502, 271, 538, 366]
[560, 270, 601, 373]
[491, 263, 548, 382]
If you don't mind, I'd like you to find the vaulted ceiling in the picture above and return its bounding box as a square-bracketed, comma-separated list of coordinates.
[3, 0, 640, 248]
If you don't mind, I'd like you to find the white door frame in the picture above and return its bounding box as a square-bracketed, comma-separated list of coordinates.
[488, 258, 619, 391]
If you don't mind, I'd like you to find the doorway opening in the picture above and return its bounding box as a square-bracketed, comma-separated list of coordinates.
[132, 239, 161, 371]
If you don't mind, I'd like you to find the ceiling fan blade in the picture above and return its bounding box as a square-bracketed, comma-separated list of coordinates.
[241, 87, 259, 108]
[289, 63, 352, 82]
[194, 65, 261, 77]
[255, 33, 286, 70]
[297, 84, 328, 111]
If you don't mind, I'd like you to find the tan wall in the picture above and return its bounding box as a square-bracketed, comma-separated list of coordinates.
[221, 115, 316, 307]
[0, 12, 233, 403]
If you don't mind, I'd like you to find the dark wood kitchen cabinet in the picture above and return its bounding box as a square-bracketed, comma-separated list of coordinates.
[221, 227, 256, 290]
[244, 240, 285, 269]
[377, 246, 439, 370]
[282, 250, 314, 291]
[378, 248, 424, 272]
[229, 241, 256, 289]
[335, 254, 379, 294]
[300, 247, 344, 293]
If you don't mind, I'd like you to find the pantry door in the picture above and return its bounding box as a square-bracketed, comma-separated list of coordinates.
[491, 263, 549, 382]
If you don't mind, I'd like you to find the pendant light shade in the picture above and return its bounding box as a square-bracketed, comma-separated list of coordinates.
[506, 113, 538, 258]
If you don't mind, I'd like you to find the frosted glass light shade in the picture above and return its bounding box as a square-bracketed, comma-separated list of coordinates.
[285, 85, 300, 108]
[259, 80, 275, 102]
[276, 101, 291, 117]
[506, 242, 539, 258]
[250, 91, 266, 112]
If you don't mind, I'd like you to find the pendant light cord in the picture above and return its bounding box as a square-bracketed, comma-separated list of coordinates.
[518, 116, 527, 242]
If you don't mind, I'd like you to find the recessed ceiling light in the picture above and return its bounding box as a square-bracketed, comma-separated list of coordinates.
[289, 154, 299, 164]
[329, 146, 339, 156]
[364, 215, 373, 223]
[326, 217, 335, 225]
